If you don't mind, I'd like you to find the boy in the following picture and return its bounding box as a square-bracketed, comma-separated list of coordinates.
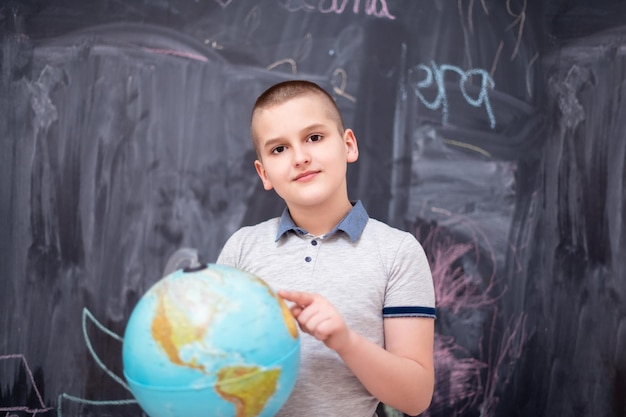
[217, 80, 436, 417]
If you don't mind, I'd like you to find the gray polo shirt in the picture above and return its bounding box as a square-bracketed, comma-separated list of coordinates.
[217, 201, 436, 417]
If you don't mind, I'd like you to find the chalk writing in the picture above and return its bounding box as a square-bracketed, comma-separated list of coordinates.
[277, 0, 395, 20]
[458, 0, 474, 70]
[490, 41, 504, 76]
[266, 33, 312, 73]
[144, 48, 209, 62]
[408, 61, 496, 129]
[267, 58, 298, 74]
[214, 0, 233, 8]
[505, 0, 527, 60]
[244, 6, 262, 37]
[443, 138, 491, 158]
[526, 52, 539, 97]
[459, 0, 533, 89]
[56, 309, 136, 416]
[331, 68, 356, 102]
[0, 355, 53, 416]
[416, 215, 528, 417]
[480, 312, 527, 417]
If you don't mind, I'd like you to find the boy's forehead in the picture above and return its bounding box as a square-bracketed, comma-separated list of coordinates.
[252, 93, 339, 129]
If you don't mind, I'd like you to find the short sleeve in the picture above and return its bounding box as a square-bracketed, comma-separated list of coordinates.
[383, 233, 436, 319]
[216, 229, 243, 268]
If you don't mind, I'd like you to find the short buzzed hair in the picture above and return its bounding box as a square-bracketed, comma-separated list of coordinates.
[251, 80, 345, 148]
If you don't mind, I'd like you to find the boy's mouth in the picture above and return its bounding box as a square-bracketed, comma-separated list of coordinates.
[294, 170, 319, 182]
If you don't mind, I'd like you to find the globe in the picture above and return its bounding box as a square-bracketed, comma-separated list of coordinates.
[123, 263, 300, 417]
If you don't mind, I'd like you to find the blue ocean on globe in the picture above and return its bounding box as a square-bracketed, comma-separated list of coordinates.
[123, 263, 300, 417]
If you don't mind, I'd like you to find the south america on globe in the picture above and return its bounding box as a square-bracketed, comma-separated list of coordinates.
[123, 263, 301, 417]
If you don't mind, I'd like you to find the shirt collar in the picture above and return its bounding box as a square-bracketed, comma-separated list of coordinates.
[275, 200, 369, 243]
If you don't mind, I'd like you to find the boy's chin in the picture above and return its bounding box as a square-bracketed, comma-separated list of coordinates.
[284, 196, 335, 209]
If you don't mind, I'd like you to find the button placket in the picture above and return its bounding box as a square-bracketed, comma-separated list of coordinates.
[304, 236, 321, 263]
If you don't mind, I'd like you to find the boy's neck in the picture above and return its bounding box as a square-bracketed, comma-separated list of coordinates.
[287, 198, 353, 237]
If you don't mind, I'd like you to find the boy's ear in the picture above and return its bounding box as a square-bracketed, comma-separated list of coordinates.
[254, 159, 274, 191]
[344, 129, 359, 163]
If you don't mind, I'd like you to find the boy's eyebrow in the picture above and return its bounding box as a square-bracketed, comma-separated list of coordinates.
[301, 123, 327, 133]
[259, 123, 328, 149]
[260, 137, 283, 149]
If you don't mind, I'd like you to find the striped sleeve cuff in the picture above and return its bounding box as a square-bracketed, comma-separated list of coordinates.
[383, 306, 437, 319]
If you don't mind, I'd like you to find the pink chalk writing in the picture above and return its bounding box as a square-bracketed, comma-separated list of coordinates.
[0, 354, 53, 416]
[277, 0, 396, 20]
[416, 214, 528, 416]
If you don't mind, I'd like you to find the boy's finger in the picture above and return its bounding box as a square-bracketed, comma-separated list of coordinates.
[290, 305, 303, 318]
[278, 290, 314, 306]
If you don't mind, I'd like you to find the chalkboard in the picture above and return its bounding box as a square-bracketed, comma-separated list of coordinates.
[1, 1, 625, 417]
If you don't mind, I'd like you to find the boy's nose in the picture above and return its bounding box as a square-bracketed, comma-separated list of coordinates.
[292, 146, 311, 166]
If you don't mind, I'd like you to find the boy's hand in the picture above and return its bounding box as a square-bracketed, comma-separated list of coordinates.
[278, 290, 352, 353]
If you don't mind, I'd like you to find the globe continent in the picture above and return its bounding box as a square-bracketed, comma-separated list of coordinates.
[123, 263, 300, 417]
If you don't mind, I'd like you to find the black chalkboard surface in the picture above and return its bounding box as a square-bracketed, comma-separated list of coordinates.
[1, 1, 625, 416]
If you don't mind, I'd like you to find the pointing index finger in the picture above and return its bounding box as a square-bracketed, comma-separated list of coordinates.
[278, 290, 314, 307]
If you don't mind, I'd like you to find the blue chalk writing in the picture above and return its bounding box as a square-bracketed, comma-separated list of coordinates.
[56, 308, 137, 416]
[409, 61, 496, 129]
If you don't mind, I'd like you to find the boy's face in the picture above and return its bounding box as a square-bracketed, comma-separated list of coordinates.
[252, 93, 358, 210]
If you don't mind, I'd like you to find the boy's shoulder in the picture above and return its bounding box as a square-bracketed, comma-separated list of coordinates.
[362, 217, 417, 240]
[230, 217, 280, 239]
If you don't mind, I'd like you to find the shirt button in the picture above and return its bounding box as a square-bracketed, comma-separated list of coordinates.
[311, 240, 318, 246]
[305, 256, 312, 262]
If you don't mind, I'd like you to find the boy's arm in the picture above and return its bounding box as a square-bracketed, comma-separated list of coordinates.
[279, 290, 435, 416]
[345, 316, 435, 416]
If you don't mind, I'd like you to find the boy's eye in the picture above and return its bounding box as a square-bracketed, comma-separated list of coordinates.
[271, 145, 286, 154]
[308, 134, 322, 142]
